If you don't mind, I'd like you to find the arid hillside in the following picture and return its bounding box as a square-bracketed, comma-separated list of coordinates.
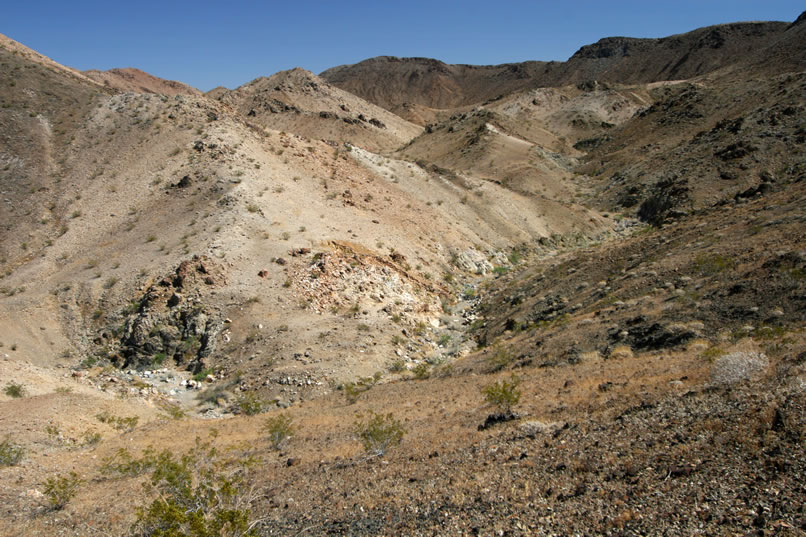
[209, 68, 422, 152]
[1, 12, 805, 537]
[83, 67, 202, 96]
[321, 19, 797, 114]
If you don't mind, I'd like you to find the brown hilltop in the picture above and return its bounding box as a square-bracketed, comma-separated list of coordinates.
[321, 56, 549, 113]
[321, 19, 801, 113]
[210, 67, 422, 152]
[83, 67, 201, 96]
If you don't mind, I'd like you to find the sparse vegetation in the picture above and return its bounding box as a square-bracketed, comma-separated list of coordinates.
[193, 368, 214, 382]
[128, 441, 259, 537]
[693, 253, 735, 276]
[43, 471, 83, 510]
[485, 345, 514, 372]
[96, 411, 139, 431]
[4, 382, 25, 398]
[263, 414, 294, 450]
[354, 411, 406, 457]
[343, 372, 382, 404]
[411, 362, 430, 380]
[158, 401, 187, 420]
[482, 374, 521, 414]
[236, 392, 267, 415]
[0, 437, 24, 466]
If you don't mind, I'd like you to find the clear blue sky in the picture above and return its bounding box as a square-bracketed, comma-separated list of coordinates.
[3, 1, 803, 92]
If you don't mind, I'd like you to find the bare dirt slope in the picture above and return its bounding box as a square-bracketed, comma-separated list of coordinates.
[83, 67, 202, 96]
[1, 12, 805, 537]
[1, 32, 611, 425]
[210, 68, 422, 152]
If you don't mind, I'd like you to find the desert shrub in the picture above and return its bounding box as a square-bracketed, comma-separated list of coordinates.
[151, 352, 167, 366]
[0, 437, 24, 466]
[4, 381, 25, 398]
[608, 344, 633, 360]
[354, 411, 406, 457]
[263, 414, 294, 450]
[693, 253, 735, 276]
[411, 363, 430, 380]
[236, 392, 267, 416]
[43, 471, 83, 510]
[699, 346, 726, 362]
[82, 430, 102, 447]
[100, 447, 159, 477]
[486, 345, 514, 372]
[130, 441, 259, 537]
[388, 359, 406, 373]
[711, 351, 768, 385]
[193, 368, 214, 382]
[158, 401, 187, 420]
[96, 411, 139, 431]
[482, 375, 521, 414]
[343, 372, 381, 404]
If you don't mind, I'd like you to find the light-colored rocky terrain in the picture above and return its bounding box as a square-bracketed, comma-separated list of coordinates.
[1, 13, 805, 536]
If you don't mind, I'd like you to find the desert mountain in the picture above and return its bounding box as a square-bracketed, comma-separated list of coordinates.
[1, 12, 805, 537]
[209, 68, 422, 152]
[83, 67, 201, 96]
[0, 32, 101, 88]
[321, 19, 797, 113]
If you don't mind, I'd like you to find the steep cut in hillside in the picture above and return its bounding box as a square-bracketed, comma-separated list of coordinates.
[210, 68, 422, 152]
[83, 67, 201, 96]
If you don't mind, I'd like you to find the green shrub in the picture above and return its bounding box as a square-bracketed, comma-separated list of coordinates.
[482, 375, 521, 414]
[354, 411, 406, 457]
[343, 372, 381, 404]
[193, 368, 214, 382]
[100, 447, 157, 477]
[388, 359, 406, 373]
[236, 392, 266, 416]
[693, 253, 735, 276]
[43, 471, 83, 510]
[82, 430, 102, 447]
[158, 401, 187, 421]
[131, 441, 258, 537]
[486, 345, 514, 372]
[411, 363, 430, 380]
[4, 382, 25, 398]
[96, 411, 139, 431]
[0, 437, 24, 466]
[263, 414, 294, 450]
